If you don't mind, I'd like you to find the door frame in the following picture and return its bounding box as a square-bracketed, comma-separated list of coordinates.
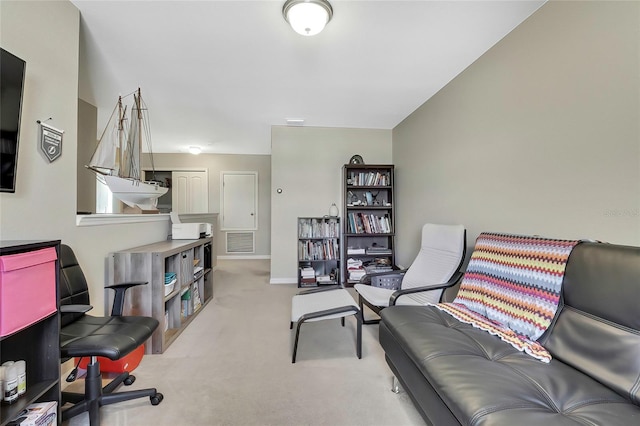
[220, 171, 258, 231]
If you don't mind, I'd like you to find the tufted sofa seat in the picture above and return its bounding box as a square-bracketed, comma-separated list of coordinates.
[379, 241, 640, 425]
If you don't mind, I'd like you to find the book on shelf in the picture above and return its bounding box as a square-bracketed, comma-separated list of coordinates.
[347, 212, 392, 234]
[300, 276, 317, 287]
[346, 257, 365, 281]
[365, 264, 393, 273]
[298, 217, 340, 238]
[299, 239, 339, 260]
[300, 268, 315, 279]
[348, 171, 391, 186]
[193, 265, 204, 279]
[192, 284, 202, 311]
[366, 246, 392, 255]
[347, 247, 365, 255]
[316, 275, 337, 285]
[348, 270, 366, 281]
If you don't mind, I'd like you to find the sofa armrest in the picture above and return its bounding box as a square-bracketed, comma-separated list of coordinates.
[389, 271, 464, 306]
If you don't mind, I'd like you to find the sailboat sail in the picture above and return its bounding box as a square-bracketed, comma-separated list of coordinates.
[87, 89, 167, 211]
[121, 99, 140, 180]
[88, 100, 126, 175]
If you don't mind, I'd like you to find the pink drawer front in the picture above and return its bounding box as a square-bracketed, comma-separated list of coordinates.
[0, 247, 57, 337]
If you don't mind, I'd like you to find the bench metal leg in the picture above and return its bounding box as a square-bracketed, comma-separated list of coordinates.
[292, 320, 303, 363]
[356, 309, 362, 359]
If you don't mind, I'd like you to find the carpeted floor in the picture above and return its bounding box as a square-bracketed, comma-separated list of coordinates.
[65, 259, 423, 425]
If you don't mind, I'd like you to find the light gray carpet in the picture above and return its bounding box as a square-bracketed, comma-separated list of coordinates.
[65, 259, 423, 425]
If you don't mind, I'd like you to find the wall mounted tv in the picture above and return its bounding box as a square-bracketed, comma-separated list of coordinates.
[0, 48, 26, 193]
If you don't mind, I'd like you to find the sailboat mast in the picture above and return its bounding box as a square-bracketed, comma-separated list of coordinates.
[136, 88, 143, 181]
[117, 96, 124, 177]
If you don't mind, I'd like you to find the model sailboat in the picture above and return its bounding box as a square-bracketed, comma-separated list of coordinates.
[87, 88, 168, 211]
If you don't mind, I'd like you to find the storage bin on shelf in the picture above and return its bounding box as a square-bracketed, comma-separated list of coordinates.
[0, 247, 57, 337]
[164, 272, 177, 296]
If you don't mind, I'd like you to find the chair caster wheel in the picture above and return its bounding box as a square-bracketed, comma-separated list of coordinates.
[150, 393, 163, 405]
[124, 375, 136, 386]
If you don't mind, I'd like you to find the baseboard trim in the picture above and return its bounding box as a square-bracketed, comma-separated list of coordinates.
[270, 278, 297, 285]
[217, 255, 271, 260]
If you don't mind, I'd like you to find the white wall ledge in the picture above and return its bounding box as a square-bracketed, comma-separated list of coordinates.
[76, 213, 170, 227]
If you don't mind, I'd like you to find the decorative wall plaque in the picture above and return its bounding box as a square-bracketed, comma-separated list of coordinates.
[38, 121, 64, 163]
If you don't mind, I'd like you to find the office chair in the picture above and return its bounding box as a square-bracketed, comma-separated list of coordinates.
[59, 244, 163, 425]
[355, 223, 466, 324]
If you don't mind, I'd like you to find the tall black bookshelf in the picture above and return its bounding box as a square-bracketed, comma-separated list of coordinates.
[342, 164, 395, 286]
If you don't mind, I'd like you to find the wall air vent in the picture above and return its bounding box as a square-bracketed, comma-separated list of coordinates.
[226, 232, 255, 254]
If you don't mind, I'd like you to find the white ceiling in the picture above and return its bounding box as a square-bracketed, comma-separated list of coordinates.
[72, 0, 545, 155]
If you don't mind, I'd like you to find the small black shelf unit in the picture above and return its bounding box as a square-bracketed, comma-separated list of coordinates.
[342, 164, 395, 286]
[0, 240, 61, 426]
[297, 217, 340, 288]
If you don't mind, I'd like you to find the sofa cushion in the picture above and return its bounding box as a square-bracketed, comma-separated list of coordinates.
[380, 305, 640, 425]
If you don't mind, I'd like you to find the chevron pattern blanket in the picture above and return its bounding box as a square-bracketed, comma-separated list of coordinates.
[436, 232, 580, 362]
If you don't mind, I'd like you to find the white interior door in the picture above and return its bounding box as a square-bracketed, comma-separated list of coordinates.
[172, 171, 208, 213]
[222, 172, 257, 230]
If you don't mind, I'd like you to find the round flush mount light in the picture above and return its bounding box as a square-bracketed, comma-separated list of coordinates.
[188, 146, 202, 155]
[283, 0, 333, 36]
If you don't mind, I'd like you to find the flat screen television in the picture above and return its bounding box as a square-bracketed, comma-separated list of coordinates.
[0, 48, 26, 193]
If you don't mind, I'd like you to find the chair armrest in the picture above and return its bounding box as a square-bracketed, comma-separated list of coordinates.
[106, 281, 148, 316]
[389, 271, 464, 306]
[105, 281, 148, 291]
[60, 304, 93, 314]
[298, 285, 342, 295]
[358, 269, 407, 285]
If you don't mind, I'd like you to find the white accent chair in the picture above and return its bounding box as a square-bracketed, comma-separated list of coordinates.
[354, 223, 466, 324]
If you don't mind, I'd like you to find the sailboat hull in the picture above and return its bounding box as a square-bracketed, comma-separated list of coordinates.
[104, 175, 168, 210]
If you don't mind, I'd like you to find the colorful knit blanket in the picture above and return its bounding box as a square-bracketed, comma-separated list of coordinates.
[436, 233, 580, 362]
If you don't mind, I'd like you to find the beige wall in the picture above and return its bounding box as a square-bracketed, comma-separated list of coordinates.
[77, 99, 97, 213]
[1, 0, 171, 316]
[392, 0, 640, 267]
[271, 126, 392, 283]
[146, 153, 271, 257]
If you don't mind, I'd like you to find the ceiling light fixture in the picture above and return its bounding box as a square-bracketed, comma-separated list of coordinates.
[188, 146, 202, 155]
[282, 0, 333, 37]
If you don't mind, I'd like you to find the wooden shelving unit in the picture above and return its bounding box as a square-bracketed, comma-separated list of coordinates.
[109, 238, 213, 354]
[0, 240, 61, 426]
[342, 164, 395, 286]
[297, 217, 340, 288]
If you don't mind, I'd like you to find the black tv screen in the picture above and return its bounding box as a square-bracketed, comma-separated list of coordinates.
[0, 48, 26, 193]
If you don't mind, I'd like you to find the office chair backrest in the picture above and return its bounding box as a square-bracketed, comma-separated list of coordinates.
[59, 244, 91, 327]
[401, 224, 466, 292]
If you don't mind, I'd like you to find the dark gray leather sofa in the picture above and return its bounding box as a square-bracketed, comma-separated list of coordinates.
[379, 241, 640, 425]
